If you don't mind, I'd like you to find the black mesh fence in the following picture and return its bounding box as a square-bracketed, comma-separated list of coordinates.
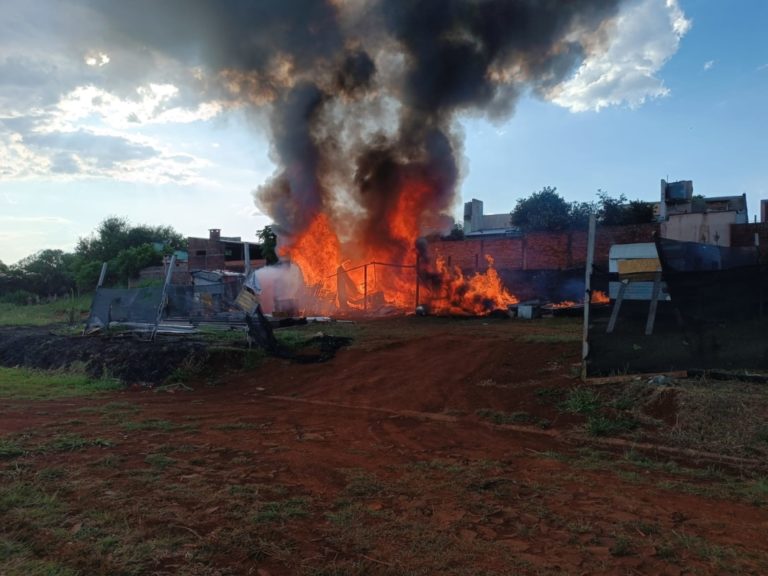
[85, 286, 165, 330]
[166, 280, 246, 322]
[86, 276, 249, 331]
[586, 238, 768, 375]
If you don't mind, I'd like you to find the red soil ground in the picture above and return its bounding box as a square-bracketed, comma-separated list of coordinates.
[1, 317, 767, 575]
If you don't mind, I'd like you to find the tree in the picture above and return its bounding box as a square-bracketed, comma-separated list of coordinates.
[10, 249, 76, 296]
[596, 190, 654, 225]
[72, 216, 187, 288]
[112, 244, 162, 283]
[442, 223, 465, 241]
[76, 216, 131, 263]
[0, 260, 7, 274]
[257, 225, 278, 265]
[76, 216, 186, 263]
[511, 186, 573, 232]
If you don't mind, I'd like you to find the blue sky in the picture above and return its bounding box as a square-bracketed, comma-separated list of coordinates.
[0, 0, 766, 265]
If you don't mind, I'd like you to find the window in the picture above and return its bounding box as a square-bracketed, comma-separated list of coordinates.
[195, 250, 207, 257]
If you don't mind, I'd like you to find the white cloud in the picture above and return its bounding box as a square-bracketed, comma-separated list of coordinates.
[0, 215, 72, 224]
[84, 52, 110, 67]
[51, 83, 223, 131]
[704, 60, 715, 71]
[550, 0, 691, 112]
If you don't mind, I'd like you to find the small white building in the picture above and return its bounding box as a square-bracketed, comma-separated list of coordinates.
[658, 180, 748, 246]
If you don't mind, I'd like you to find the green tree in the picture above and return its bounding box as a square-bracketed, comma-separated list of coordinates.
[76, 216, 186, 263]
[10, 249, 76, 296]
[0, 260, 7, 274]
[596, 191, 654, 225]
[112, 244, 162, 283]
[257, 225, 278, 265]
[76, 216, 131, 262]
[442, 223, 465, 241]
[511, 186, 573, 232]
[73, 216, 187, 287]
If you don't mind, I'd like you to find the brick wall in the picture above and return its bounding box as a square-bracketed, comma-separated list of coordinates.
[731, 223, 768, 248]
[430, 224, 657, 272]
[188, 237, 226, 271]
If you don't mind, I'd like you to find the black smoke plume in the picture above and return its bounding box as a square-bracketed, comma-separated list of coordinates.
[90, 0, 622, 255]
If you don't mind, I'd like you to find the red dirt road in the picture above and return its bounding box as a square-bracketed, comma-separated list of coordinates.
[1, 317, 767, 575]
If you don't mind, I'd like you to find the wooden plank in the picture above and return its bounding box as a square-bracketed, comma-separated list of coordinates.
[606, 280, 627, 334]
[645, 271, 662, 336]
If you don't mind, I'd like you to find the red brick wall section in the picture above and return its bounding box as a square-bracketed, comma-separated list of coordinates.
[430, 224, 657, 271]
[188, 237, 226, 271]
[731, 223, 768, 248]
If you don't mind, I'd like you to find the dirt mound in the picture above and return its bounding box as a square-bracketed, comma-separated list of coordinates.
[0, 327, 207, 384]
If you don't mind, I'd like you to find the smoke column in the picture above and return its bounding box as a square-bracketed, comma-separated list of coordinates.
[91, 0, 621, 263]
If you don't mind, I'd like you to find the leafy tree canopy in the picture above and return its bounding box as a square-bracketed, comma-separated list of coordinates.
[2, 216, 187, 299]
[76, 216, 185, 263]
[510, 186, 574, 232]
[511, 187, 655, 232]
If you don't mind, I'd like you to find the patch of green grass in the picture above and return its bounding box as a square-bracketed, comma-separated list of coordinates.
[1, 558, 80, 576]
[0, 537, 23, 561]
[122, 419, 175, 432]
[101, 401, 140, 412]
[609, 535, 634, 557]
[40, 434, 113, 453]
[673, 531, 734, 564]
[0, 366, 121, 400]
[253, 497, 310, 523]
[586, 414, 639, 437]
[211, 422, 262, 431]
[342, 470, 387, 498]
[243, 349, 266, 370]
[560, 387, 602, 414]
[37, 467, 66, 481]
[0, 439, 24, 459]
[144, 453, 176, 470]
[0, 294, 92, 327]
[0, 482, 61, 521]
[92, 454, 123, 469]
[274, 329, 312, 350]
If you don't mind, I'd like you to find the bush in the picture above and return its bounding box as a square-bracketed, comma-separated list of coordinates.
[0, 290, 37, 306]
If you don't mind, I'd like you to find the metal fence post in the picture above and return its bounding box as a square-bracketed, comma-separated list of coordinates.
[581, 214, 596, 380]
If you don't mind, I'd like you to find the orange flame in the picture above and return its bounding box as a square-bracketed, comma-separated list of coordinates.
[550, 300, 579, 309]
[276, 178, 519, 316]
[591, 290, 610, 304]
[427, 254, 518, 315]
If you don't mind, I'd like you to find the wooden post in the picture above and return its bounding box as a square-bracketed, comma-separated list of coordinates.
[363, 264, 368, 312]
[153, 255, 177, 341]
[581, 214, 596, 380]
[645, 271, 662, 335]
[415, 252, 421, 309]
[607, 280, 628, 334]
[244, 243, 251, 277]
